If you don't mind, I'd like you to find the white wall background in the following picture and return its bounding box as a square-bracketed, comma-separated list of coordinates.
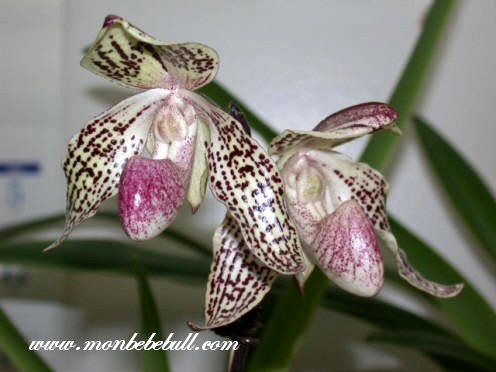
[0, 0, 494, 371]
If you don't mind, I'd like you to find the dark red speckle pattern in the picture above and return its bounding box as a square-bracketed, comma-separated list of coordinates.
[394, 243, 463, 297]
[203, 215, 277, 328]
[331, 161, 390, 232]
[270, 102, 398, 156]
[62, 91, 165, 237]
[196, 101, 304, 274]
[82, 17, 218, 91]
[118, 156, 186, 240]
[313, 200, 383, 296]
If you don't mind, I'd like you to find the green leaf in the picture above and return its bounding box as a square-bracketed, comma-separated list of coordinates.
[367, 330, 496, 372]
[2, 238, 478, 370]
[134, 262, 170, 372]
[321, 289, 496, 371]
[360, 0, 458, 172]
[0, 307, 52, 372]
[0, 214, 70, 241]
[0, 212, 211, 258]
[0, 240, 210, 282]
[321, 287, 452, 337]
[248, 1, 458, 370]
[414, 116, 496, 261]
[389, 217, 496, 360]
[250, 277, 465, 372]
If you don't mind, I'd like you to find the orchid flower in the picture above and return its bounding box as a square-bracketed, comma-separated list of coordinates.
[48, 15, 305, 277]
[194, 103, 463, 331]
[271, 102, 464, 297]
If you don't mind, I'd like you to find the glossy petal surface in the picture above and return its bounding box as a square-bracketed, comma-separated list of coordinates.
[312, 200, 383, 296]
[47, 89, 169, 250]
[192, 215, 277, 329]
[81, 15, 219, 90]
[186, 91, 305, 274]
[119, 156, 187, 240]
[270, 102, 399, 156]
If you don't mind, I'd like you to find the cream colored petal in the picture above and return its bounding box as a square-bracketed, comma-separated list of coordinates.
[185, 117, 210, 212]
[185, 91, 305, 274]
[190, 215, 277, 330]
[46, 89, 170, 250]
[81, 15, 219, 90]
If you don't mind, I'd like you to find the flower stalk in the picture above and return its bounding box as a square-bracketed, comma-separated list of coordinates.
[247, 1, 459, 370]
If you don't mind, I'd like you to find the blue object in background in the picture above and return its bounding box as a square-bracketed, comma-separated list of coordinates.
[0, 161, 41, 210]
[0, 162, 40, 175]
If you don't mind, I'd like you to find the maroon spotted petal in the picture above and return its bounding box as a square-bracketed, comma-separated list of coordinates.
[184, 91, 305, 275]
[81, 15, 219, 91]
[376, 229, 464, 298]
[118, 156, 188, 240]
[312, 199, 384, 297]
[190, 215, 278, 329]
[291, 148, 463, 297]
[46, 89, 170, 250]
[270, 102, 399, 155]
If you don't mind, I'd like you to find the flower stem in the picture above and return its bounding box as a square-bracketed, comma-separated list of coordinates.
[246, 1, 458, 371]
[228, 342, 250, 372]
[360, 0, 458, 171]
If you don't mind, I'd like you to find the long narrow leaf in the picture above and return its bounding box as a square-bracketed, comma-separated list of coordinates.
[248, 1, 458, 370]
[0, 307, 52, 372]
[389, 217, 496, 360]
[0, 240, 210, 281]
[321, 289, 494, 371]
[0, 214, 72, 241]
[1, 238, 474, 371]
[321, 287, 452, 337]
[134, 262, 170, 372]
[0, 213, 211, 257]
[0, 239, 463, 343]
[360, 0, 458, 171]
[367, 330, 496, 372]
[414, 116, 496, 261]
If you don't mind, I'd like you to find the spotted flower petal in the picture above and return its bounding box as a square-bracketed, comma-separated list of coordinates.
[185, 91, 305, 274]
[283, 148, 463, 297]
[307, 157, 460, 295]
[190, 215, 277, 330]
[118, 156, 188, 240]
[376, 229, 464, 297]
[81, 15, 219, 90]
[270, 102, 399, 156]
[312, 200, 383, 297]
[46, 89, 170, 250]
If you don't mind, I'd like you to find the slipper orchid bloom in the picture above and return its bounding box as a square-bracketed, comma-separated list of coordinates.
[271, 102, 464, 297]
[47, 16, 305, 278]
[195, 103, 463, 330]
